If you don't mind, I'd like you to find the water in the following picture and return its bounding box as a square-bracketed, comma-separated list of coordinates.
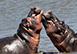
[0, 0, 77, 53]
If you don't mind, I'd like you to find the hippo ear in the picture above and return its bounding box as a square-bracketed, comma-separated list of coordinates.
[21, 18, 26, 22]
[27, 7, 37, 17]
[21, 18, 27, 23]
[27, 9, 35, 17]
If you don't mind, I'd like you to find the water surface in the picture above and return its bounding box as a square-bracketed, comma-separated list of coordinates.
[0, 0, 77, 52]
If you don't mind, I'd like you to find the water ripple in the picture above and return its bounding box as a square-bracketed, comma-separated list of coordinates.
[0, 0, 77, 52]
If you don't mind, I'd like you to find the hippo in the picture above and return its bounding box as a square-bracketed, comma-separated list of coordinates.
[0, 7, 43, 54]
[17, 7, 43, 53]
[42, 10, 77, 52]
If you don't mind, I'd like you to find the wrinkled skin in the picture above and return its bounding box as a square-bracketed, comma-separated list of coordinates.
[17, 7, 43, 53]
[42, 10, 77, 52]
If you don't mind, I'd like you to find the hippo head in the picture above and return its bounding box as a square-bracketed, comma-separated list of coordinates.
[21, 10, 43, 34]
[42, 10, 65, 34]
[42, 10, 77, 52]
[17, 7, 43, 53]
[17, 7, 43, 40]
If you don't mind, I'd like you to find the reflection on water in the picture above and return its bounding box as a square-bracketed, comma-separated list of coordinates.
[0, 0, 77, 53]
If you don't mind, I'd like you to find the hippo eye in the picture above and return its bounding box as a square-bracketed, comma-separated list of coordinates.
[36, 30, 40, 34]
[47, 22, 50, 24]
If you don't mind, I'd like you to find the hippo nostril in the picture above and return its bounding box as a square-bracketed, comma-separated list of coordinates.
[31, 7, 36, 11]
[31, 7, 41, 14]
[29, 7, 41, 17]
[48, 10, 52, 14]
[35, 9, 41, 14]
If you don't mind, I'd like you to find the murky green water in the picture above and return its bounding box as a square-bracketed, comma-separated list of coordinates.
[0, 0, 77, 53]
